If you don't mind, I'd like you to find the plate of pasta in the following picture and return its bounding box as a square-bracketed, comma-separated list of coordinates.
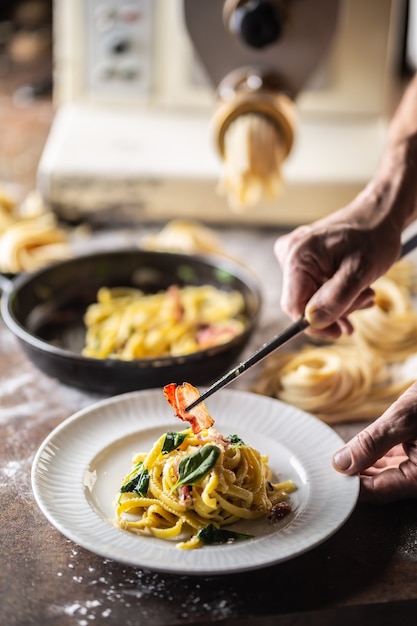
[31, 387, 359, 575]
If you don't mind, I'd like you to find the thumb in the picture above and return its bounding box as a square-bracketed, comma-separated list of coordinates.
[333, 384, 417, 474]
[332, 419, 399, 475]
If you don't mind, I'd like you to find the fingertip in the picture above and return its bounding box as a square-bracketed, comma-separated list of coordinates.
[332, 447, 353, 472]
[337, 318, 354, 335]
[273, 235, 288, 262]
[305, 306, 332, 329]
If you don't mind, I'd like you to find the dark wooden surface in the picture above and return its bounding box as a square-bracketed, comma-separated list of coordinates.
[1, 47, 417, 626]
[1, 324, 417, 626]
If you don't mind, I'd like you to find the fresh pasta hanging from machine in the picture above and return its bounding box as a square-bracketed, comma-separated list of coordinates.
[217, 113, 287, 211]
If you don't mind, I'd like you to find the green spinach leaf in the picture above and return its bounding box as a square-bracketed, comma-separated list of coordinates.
[120, 462, 149, 497]
[162, 431, 187, 455]
[197, 523, 253, 544]
[227, 434, 245, 446]
[171, 445, 220, 491]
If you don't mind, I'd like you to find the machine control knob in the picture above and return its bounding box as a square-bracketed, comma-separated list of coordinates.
[230, 1, 284, 49]
[109, 36, 131, 55]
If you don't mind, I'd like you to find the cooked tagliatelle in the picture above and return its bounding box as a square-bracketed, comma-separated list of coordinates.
[82, 284, 247, 360]
[115, 383, 296, 550]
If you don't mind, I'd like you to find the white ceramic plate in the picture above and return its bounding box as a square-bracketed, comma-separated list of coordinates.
[31, 389, 359, 575]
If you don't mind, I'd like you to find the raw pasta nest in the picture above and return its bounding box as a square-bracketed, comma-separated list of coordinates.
[254, 263, 417, 423]
[0, 188, 70, 273]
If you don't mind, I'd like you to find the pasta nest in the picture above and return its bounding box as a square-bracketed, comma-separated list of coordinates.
[253, 342, 410, 423]
[0, 189, 70, 273]
[254, 266, 417, 423]
[341, 276, 417, 362]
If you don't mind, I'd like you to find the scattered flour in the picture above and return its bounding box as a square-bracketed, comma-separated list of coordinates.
[46, 545, 240, 625]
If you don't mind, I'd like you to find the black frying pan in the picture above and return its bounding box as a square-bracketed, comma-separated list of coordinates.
[0, 249, 262, 395]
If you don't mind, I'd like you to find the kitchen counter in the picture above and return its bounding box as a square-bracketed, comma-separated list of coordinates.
[1, 225, 417, 626]
[1, 22, 416, 624]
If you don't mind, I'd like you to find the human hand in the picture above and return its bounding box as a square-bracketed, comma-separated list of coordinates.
[332, 382, 417, 503]
[274, 208, 403, 339]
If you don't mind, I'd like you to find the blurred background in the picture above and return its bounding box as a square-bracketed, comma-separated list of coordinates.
[0, 0, 52, 196]
[1, 0, 417, 225]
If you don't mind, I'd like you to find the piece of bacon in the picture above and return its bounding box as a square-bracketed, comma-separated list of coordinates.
[163, 382, 214, 434]
[166, 285, 184, 323]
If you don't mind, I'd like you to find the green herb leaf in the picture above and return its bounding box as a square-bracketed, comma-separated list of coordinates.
[197, 523, 254, 545]
[120, 463, 149, 497]
[214, 268, 233, 284]
[171, 445, 220, 491]
[227, 434, 245, 446]
[120, 461, 143, 492]
[177, 264, 196, 282]
[162, 431, 187, 455]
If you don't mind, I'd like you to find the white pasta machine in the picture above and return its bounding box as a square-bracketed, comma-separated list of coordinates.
[38, 0, 404, 225]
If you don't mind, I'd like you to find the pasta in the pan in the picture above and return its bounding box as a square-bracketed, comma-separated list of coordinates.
[83, 284, 246, 360]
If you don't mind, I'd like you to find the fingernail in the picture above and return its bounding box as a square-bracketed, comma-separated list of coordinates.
[333, 447, 352, 471]
[306, 308, 332, 328]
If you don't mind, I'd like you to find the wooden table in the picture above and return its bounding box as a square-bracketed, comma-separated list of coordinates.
[1, 40, 417, 626]
[1, 227, 417, 626]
